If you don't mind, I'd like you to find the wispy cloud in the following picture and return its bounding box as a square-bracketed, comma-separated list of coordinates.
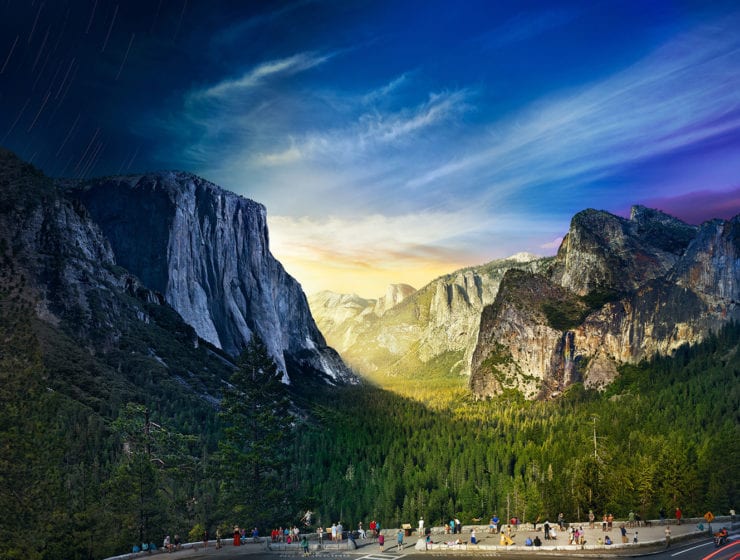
[361, 73, 410, 104]
[193, 51, 333, 99]
[248, 88, 471, 167]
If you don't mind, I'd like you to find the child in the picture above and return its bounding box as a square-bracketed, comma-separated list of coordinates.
[301, 536, 309, 557]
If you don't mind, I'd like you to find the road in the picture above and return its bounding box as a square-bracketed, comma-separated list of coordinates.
[121, 525, 738, 560]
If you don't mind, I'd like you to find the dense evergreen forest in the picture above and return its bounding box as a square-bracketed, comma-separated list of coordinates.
[1, 261, 738, 560]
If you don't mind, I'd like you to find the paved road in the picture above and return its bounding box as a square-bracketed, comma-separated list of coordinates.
[174, 536, 739, 560]
[113, 520, 736, 560]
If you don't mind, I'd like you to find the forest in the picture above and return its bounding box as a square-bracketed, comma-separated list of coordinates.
[1, 259, 738, 560]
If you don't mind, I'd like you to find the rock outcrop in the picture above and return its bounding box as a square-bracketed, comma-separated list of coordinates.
[67, 172, 353, 384]
[470, 207, 739, 399]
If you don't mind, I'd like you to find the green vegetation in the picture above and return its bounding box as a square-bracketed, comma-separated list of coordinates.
[292, 323, 739, 529]
[542, 299, 589, 331]
[218, 336, 293, 527]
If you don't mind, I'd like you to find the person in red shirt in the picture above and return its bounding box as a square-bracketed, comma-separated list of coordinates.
[675, 508, 682, 525]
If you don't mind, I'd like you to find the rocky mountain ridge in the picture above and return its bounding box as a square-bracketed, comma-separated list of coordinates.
[470, 206, 739, 399]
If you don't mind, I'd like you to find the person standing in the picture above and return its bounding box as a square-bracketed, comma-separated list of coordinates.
[588, 510, 595, 529]
[202, 528, 208, 549]
[233, 526, 240, 546]
[397, 529, 404, 551]
[331, 523, 337, 541]
[544, 520, 550, 540]
[378, 532, 385, 552]
[301, 536, 309, 557]
[664, 525, 671, 548]
[558, 512, 564, 530]
[675, 507, 682, 525]
[336, 522, 343, 543]
[418, 517, 424, 535]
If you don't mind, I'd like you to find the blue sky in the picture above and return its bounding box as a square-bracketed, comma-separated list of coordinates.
[1, 1, 739, 296]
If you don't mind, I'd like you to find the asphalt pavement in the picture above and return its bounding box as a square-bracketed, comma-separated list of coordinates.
[106, 517, 737, 560]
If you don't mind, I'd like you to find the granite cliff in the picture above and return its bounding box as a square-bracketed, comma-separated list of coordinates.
[65, 171, 353, 384]
[470, 207, 739, 399]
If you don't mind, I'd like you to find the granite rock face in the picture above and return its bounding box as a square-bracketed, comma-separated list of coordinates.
[67, 171, 354, 384]
[470, 208, 739, 399]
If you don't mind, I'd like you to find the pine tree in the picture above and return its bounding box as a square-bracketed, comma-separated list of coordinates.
[217, 335, 293, 528]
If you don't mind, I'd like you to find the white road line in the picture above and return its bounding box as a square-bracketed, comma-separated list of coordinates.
[671, 541, 713, 556]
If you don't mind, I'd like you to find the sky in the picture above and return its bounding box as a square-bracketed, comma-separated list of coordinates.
[1, 0, 739, 298]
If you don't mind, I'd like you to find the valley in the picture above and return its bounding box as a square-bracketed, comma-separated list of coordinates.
[0, 149, 737, 559]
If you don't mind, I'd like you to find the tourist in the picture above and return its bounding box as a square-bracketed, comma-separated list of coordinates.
[675, 507, 682, 525]
[397, 528, 404, 551]
[301, 536, 309, 556]
[378, 532, 385, 552]
[664, 525, 671, 548]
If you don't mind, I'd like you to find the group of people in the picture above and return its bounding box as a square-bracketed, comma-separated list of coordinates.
[230, 526, 259, 546]
[446, 517, 463, 534]
[161, 534, 180, 552]
[270, 525, 302, 543]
